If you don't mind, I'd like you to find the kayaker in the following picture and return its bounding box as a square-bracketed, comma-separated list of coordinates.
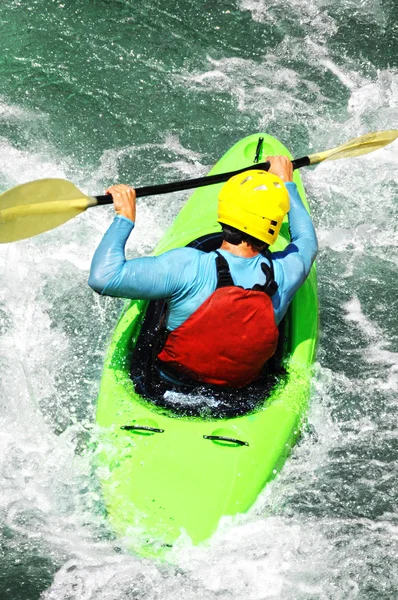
[89, 156, 317, 388]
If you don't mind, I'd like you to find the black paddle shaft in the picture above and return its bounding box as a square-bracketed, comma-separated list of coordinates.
[94, 156, 310, 205]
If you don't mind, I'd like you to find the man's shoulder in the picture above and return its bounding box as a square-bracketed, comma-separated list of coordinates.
[158, 246, 212, 268]
[161, 246, 204, 259]
[157, 247, 216, 293]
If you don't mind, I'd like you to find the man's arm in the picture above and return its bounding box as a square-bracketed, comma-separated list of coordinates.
[281, 181, 318, 274]
[271, 182, 317, 321]
[88, 183, 199, 300]
[88, 214, 196, 300]
[266, 155, 317, 273]
[265, 156, 318, 324]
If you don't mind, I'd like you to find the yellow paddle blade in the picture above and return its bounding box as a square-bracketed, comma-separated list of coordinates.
[308, 129, 398, 165]
[0, 179, 95, 243]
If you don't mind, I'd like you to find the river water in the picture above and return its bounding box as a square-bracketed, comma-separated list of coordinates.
[0, 1, 397, 598]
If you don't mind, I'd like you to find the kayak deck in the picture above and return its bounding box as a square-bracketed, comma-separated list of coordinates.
[95, 133, 318, 558]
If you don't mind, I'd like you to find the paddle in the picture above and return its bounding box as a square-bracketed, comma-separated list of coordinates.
[1, 129, 397, 243]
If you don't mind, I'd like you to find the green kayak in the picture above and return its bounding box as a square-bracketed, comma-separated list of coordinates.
[95, 133, 318, 558]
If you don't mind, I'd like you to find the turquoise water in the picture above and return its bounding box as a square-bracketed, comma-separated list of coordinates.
[1, 0, 398, 598]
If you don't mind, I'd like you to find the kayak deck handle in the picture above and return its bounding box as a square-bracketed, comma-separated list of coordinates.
[121, 425, 165, 434]
[203, 435, 248, 447]
[254, 137, 264, 163]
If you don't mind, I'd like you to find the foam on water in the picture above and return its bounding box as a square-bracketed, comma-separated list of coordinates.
[0, 101, 212, 590]
[176, 53, 327, 132]
[241, 0, 389, 39]
[0, 137, 67, 190]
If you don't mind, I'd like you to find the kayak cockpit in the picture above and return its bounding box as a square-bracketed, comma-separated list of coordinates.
[130, 232, 287, 418]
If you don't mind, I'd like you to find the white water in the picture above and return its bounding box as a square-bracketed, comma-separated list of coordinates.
[1, 1, 398, 598]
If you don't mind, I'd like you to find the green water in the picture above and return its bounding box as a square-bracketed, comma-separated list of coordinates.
[0, 0, 398, 598]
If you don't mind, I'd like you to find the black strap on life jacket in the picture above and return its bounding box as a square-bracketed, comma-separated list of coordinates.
[215, 251, 278, 297]
[215, 252, 234, 288]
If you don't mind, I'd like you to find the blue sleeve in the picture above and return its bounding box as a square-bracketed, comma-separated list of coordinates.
[88, 215, 196, 300]
[272, 182, 318, 323]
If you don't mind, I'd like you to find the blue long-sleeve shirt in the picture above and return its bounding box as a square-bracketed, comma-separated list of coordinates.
[89, 182, 317, 329]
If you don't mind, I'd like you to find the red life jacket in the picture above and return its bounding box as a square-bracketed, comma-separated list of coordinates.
[157, 251, 279, 388]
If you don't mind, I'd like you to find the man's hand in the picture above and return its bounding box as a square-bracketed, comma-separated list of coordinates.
[106, 184, 136, 223]
[266, 155, 293, 182]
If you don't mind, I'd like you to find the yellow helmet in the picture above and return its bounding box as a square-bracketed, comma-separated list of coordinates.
[218, 170, 290, 246]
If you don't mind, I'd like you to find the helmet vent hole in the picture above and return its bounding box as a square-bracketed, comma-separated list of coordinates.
[268, 228, 275, 235]
[241, 176, 253, 185]
[271, 220, 278, 226]
[254, 185, 268, 191]
[273, 182, 282, 188]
